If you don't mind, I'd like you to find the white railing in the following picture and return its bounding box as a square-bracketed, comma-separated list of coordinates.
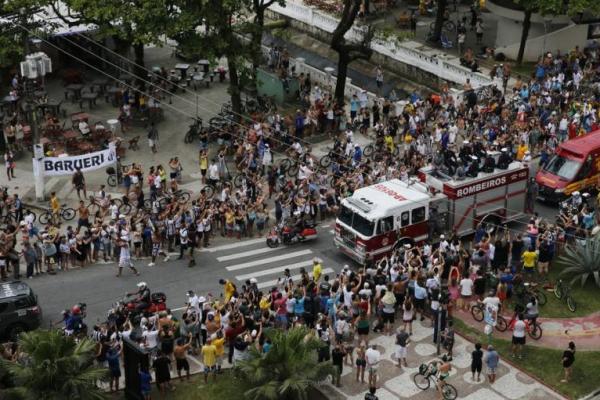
[269, 1, 492, 88]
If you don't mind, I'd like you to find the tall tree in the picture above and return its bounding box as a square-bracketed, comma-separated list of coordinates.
[431, 0, 447, 44]
[50, 0, 172, 83]
[235, 327, 335, 400]
[0, 330, 107, 400]
[249, 0, 286, 72]
[330, 0, 373, 105]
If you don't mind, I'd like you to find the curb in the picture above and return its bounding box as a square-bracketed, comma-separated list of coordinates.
[454, 327, 571, 400]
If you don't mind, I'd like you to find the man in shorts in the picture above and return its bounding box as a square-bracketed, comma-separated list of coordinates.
[174, 334, 193, 381]
[365, 345, 380, 388]
[395, 326, 410, 368]
[201, 337, 217, 383]
[148, 230, 168, 267]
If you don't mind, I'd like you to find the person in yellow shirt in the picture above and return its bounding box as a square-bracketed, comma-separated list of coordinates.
[312, 257, 322, 282]
[259, 294, 271, 311]
[201, 338, 217, 383]
[219, 279, 236, 303]
[199, 150, 209, 184]
[49, 191, 60, 224]
[521, 247, 537, 277]
[384, 133, 395, 154]
[212, 331, 225, 373]
[515, 142, 528, 161]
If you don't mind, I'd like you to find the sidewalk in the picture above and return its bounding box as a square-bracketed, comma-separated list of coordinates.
[319, 318, 566, 400]
[455, 309, 600, 351]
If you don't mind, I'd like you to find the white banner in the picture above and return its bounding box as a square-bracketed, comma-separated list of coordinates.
[35, 144, 117, 177]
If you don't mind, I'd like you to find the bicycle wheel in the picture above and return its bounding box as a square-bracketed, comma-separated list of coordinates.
[413, 373, 430, 390]
[287, 163, 299, 178]
[279, 159, 292, 174]
[319, 154, 332, 168]
[39, 211, 51, 225]
[442, 383, 458, 400]
[471, 305, 484, 322]
[62, 208, 76, 221]
[444, 21, 456, 32]
[529, 323, 543, 340]
[233, 174, 244, 188]
[204, 185, 215, 199]
[184, 130, 194, 144]
[495, 316, 508, 332]
[107, 175, 117, 187]
[566, 295, 577, 313]
[177, 191, 191, 203]
[429, 21, 436, 31]
[535, 289, 547, 306]
[118, 203, 132, 215]
[364, 145, 374, 158]
[553, 284, 563, 299]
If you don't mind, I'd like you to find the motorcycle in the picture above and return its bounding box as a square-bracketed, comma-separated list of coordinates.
[110, 292, 168, 321]
[266, 222, 318, 248]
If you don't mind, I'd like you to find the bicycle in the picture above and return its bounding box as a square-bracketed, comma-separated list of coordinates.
[1, 209, 37, 224]
[413, 363, 458, 400]
[429, 20, 456, 32]
[524, 282, 547, 306]
[183, 118, 203, 144]
[143, 189, 191, 210]
[39, 204, 76, 224]
[495, 312, 543, 340]
[553, 279, 577, 312]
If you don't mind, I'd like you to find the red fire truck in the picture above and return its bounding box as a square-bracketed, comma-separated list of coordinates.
[334, 162, 529, 265]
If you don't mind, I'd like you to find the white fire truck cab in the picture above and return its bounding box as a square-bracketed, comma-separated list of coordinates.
[334, 161, 528, 265]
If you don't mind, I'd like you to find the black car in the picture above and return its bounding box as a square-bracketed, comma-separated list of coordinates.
[0, 281, 43, 340]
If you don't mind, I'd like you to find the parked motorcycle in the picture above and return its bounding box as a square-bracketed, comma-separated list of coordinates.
[266, 222, 318, 248]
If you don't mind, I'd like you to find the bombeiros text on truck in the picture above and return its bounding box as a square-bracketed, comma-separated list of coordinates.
[334, 159, 529, 265]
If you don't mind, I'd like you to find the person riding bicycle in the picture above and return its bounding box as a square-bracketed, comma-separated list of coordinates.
[429, 355, 452, 400]
[128, 282, 152, 312]
[524, 295, 539, 326]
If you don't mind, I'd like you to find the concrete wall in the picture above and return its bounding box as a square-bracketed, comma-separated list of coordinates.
[266, 1, 493, 89]
[496, 23, 589, 62]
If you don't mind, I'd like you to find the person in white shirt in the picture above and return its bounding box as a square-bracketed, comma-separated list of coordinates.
[459, 276, 473, 311]
[208, 160, 220, 185]
[79, 120, 91, 136]
[511, 314, 526, 359]
[365, 345, 381, 387]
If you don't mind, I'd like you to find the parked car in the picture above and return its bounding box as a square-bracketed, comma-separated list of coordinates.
[0, 281, 42, 340]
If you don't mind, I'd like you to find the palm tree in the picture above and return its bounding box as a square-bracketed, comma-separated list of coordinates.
[557, 234, 600, 288]
[235, 326, 335, 400]
[0, 330, 107, 400]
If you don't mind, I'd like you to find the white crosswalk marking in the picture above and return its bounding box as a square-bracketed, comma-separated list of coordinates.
[216, 246, 280, 262]
[225, 250, 313, 271]
[257, 268, 334, 289]
[235, 260, 313, 281]
[199, 238, 265, 253]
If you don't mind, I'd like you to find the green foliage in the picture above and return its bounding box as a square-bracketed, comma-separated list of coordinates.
[557, 235, 600, 288]
[234, 327, 335, 400]
[0, 330, 108, 400]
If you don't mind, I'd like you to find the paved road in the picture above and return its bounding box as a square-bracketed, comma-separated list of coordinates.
[27, 193, 556, 328]
[26, 223, 344, 326]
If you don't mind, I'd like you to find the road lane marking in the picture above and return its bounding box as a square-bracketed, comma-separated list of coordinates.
[199, 238, 265, 253]
[225, 250, 313, 271]
[235, 260, 313, 280]
[216, 246, 280, 262]
[257, 268, 334, 289]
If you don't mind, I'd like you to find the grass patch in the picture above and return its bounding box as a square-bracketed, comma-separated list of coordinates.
[540, 263, 600, 319]
[454, 319, 600, 399]
[112, 371, 247, 400]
